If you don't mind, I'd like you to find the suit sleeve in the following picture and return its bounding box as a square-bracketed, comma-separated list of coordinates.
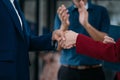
[29, 33, 55, 51]
[76, 34, 120, 62]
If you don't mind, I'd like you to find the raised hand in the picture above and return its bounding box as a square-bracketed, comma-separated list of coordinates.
[78, 1, 88, 27]
[57, 5, 70, 29]
[52, 30, 65, 42]
[103, 36, 116, 44]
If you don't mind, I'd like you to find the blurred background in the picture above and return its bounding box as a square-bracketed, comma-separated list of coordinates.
[18, 0, 120, 80]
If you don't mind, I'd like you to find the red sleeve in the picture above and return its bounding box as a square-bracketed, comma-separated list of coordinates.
[76, 34, 120, 62]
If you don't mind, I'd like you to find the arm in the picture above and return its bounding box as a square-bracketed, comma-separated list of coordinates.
[60, 30, 120, 62]
[29, 29, 65, 51]
[78, 1, 110, 41]
[76, 34, 120, 62]
[29, 33, 54, 51]
[54, 5, 70, 51]
[82, 23, 107, 41]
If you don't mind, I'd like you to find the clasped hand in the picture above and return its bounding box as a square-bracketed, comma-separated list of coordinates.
[52, 30, 78, 49]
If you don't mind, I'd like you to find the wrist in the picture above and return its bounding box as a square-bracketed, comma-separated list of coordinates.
[60, 24, 69, 31]
[61, 23, 69, 27]
[83, 22, 90, 28]
[75, 33, 79, 43]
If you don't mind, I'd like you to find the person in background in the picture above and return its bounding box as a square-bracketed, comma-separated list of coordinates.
[54, 0, 110, 80]
[58, 1, 120, 80]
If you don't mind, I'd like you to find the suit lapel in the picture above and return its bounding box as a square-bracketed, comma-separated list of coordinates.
[14, 0, 30, 43]
[13, 0, 28, 35]
[2, 0, 25, 39]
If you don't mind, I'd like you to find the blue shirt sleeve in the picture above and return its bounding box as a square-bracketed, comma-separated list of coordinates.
[99, 7, 110, 33]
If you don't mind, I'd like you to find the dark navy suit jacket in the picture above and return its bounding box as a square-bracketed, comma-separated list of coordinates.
[0, 0, 54, 80]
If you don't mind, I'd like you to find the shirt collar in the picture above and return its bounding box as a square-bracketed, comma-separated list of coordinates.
[74, 3, 88, 10]
[70, 2, 93, 12]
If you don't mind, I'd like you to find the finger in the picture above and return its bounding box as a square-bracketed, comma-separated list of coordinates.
[57, 6, 64, 19]
[62, 42, 68, 49]
[57, 6, 62, 15]
[59, 35, 65, 45]
[64, 13, 69, 21]
[61, 5, 67, 11]
[103, 41, 116, 44]
[104, 36, 115, 41]
[107, 40, 116, 43]
[62, 10, 68, 21]
[59, 39, 66, 48]
[58, 6, 68, 22]
[78, 1, 86, 12]
[108, 37, 114, 41]
[103, 39, 116, 44]
[80, 1, 85, 9]
[60, 31, 65, 40]
[57, 37, 62, 42]
[63, 14, 69, 24]
[59, 6, 64, 15]
[78, 6, 84, 14]
[66, 14, 70, 25]
[61, 9, 68, 22]
[59, 5, 67, 16]
[78, 8, 82, 13]
[104, 35, 110, 38]
[65, 44, 74, 49]
[62, 9, 68, 18]
[104, 36, 112, 39]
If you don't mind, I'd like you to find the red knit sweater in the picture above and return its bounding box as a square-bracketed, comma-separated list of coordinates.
[76, 34, 120, 80]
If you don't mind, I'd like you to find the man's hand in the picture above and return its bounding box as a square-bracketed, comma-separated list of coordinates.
[52, 30, 65, 42]
[57, 5, 70, 29]
[59, 30, 78, 49]
[103, 36, 116, 44]
[78, 1, 88, 27]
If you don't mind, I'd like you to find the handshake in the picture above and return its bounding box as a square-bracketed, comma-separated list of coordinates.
[52, 30, 79, 50]
[52, 30, 116, 51]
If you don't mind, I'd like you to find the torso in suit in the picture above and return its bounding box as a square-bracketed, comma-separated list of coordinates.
[0, 0, 53, 80]
[76, 34, 120, 80]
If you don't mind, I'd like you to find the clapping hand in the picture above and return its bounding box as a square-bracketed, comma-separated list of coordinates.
[57, 4, 70, 28]
[78, 1, 89, 27]
[56, 4, 70, 51]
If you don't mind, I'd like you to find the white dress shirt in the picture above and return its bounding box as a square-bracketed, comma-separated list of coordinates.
[10, 0, 23, 28]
